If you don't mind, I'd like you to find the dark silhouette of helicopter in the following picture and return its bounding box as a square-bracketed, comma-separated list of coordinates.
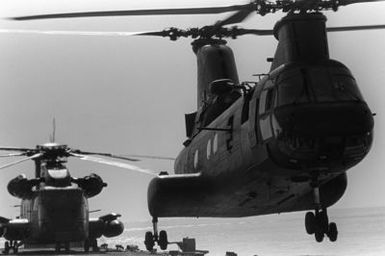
[0, 138, 152, 254]
[9, 0, 385, 251]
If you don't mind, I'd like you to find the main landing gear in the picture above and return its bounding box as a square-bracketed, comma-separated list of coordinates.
[3, 241, 20, 254]
[144, 217, 168, 251]
[84, 239, 99, 252]
[304, 177, 338, 242]
[55, 242, 71, 253]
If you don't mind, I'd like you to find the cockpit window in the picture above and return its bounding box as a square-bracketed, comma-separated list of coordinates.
[276, 67, 363, 106]
[277, 72, 307, 106]
[259, 80, 276, 114]
[332, 75, 363, 101]
[265, 89, 274, 111]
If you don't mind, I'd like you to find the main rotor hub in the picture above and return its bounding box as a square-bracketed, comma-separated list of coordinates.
[191, 38, 227, 53]
[255, 0, 340, 15]
[37, 143, 68, 151]
[36, 143, 70, 159]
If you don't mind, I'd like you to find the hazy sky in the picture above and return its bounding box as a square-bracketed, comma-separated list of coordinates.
[0, 0, 385, 223]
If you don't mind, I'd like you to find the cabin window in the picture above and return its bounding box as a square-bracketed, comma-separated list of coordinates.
[331, 75, 363, 101]
[226, 116, 234, 151]
[259, 90, 268, 114]
[213, 133, 218, 154]
[265, 89, 274, 111]
[260, 115, 273, 140]
[207, 140, 212, 160]
[194, 150, 199, 169]
[259, 89, 275, 114]
[277, 70, 306, 106]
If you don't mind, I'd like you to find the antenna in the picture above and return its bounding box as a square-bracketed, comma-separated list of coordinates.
[49, 118, 56, 143]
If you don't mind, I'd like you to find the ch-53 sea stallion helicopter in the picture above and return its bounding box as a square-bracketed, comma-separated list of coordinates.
[10, 0, 385, 251]
[0, 134, 154, 254]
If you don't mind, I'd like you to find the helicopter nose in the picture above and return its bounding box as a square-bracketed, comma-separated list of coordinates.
[270, 101, 374, 171]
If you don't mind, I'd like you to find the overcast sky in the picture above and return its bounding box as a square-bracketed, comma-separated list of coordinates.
[0, 0, 385, 222]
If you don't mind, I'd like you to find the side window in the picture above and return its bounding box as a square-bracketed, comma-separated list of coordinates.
[213, 133, 218, 154]
[259, 90, 267, 114]
[258, 87, 275, 141]
[259, 89, 275, 114]
[226, 116, 234, 151]
[265, 89, 274, 111]
[193, 150, 199, 170]
[206, 140, 212, 160]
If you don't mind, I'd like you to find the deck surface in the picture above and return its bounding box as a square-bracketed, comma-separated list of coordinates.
[0, 249, 169, 256]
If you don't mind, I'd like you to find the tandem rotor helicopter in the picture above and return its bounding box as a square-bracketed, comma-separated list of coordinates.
[7, 0, 385, 252]
[0, 127, 158, 254]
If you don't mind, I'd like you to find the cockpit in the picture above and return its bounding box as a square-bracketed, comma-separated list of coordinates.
[257, 61, 374, 171]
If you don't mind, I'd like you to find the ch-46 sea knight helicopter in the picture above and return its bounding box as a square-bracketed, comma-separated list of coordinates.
[9, 0, 385, 251]
[0, 137, 154, 254]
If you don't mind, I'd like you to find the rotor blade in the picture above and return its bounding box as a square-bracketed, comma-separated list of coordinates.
[70, 149, 138, 161]
[70, 153, 157, 176]
[10, 4, 250, 21]
[0, 29, 154, 37]
[0, 147, 34, 152]
[235, 28, 274, 36]
[327, 24, 385, 32]
[0, 153, 42, 170]
[215, 3, 255, 27]
[0, 153, 27, 157]
[135, 30, 172, 37]
[123, 154, 176, 161]
[339, 0, 385, 6]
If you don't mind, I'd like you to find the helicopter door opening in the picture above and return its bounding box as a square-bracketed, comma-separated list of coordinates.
[258, 82, 276, 141]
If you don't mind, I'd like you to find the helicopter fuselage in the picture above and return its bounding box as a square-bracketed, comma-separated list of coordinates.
[147, 12, 374, 219]
[1, 156, 123, 249]
[9, 186, 89, 243]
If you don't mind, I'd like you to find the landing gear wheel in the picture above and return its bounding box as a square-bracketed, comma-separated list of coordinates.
[64, 242, 70, 253]
[55, 243, 61, 253]
[145, 231, 155, 251]
[315, 230, 324, 242]
[317, 210, 329, 233]
[84, 239, 90, 252]
[307, 174, 338, 243]
[91, 239, 99, 252]
[327, 222, 338, 242]
[305, 212, 315, 234]
[158, 230, 168, 250]
[4, 241, 10, 254]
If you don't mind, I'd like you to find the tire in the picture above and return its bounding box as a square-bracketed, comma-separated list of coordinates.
[315, 231, 324, 242]
[158, 230, 168, 250]
[305, 212, 315, 234]
[65, 242, 70, 253]
[144, 231, 154, 251]
[4, 241, 9, 254]
[318, 211, 329, 233]
[55, 243, 61, 252]
[92, 239, 99, 252]
[84, 239, 90, 252]
[327, 222, 338, 242]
